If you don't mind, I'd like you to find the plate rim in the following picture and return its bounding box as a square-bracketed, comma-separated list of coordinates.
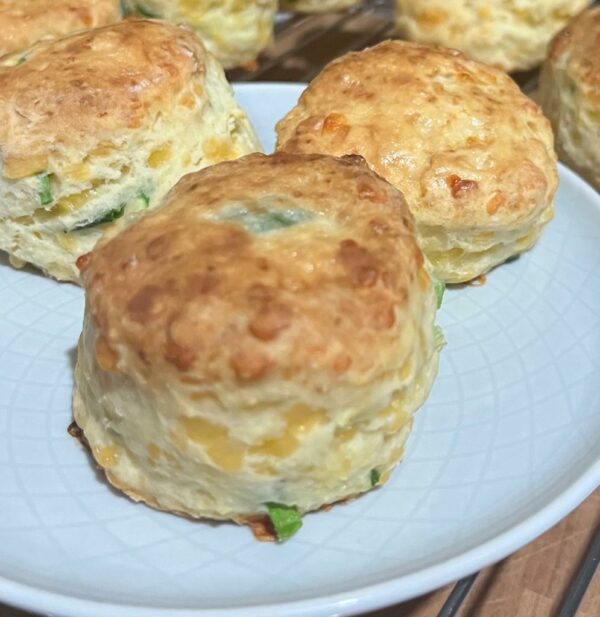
[1, 84, 600, 617]
[1, 458, 599, 617]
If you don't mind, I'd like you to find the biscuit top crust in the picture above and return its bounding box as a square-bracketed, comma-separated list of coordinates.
[277, 40, 558, 231]
[0, 0, 121, 56]
[548, 8, 600, 89]
[80, 153, 425, 385]
[0, 19, 206, 178]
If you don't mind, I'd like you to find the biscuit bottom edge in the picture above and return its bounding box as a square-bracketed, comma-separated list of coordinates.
[66, 415, 408, 542]
[419, 210, 553, 284]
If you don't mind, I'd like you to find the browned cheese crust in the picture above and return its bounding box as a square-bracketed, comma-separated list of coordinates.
[547, 8, 600, 85]
[0, 0, 121, 57]
[539, 8, 600, 191]
[0, 18, 207, 180]
[276, 40, 557, 233]
[78, 152, 423, 387]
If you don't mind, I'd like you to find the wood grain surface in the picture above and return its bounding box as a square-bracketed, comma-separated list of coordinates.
[367, 488, 600, 617]
[1, 489, 598, 617]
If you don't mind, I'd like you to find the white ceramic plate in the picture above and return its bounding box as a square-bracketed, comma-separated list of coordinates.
[1, 83, 600, 617]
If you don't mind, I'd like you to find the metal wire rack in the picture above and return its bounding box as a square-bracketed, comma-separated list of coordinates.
[228, 0, 540, 91]
[229, 1, 600, 616]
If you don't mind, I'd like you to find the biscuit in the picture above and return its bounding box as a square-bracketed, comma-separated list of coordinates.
[0, 19, 261, 282]
[395, 0, 592, 73]
[277, 41, 558, 283]
[539, 8, 600, 191]
[280, 0, 360, 13]
[123, 0, 277, 69]
[0, 0, 121, 57]
[73, 152, 441, 528]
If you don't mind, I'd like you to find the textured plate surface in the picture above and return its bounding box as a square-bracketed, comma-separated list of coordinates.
[0, 83, 599, 617]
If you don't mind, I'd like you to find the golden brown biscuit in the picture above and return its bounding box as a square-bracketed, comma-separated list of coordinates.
[277, 41, 558, 283]
[123, 0, 277, 69]
[73, 152, 442, 531]
[395, 0, 592, 73]
[0, 0, 122, 57]
[0, 19, 261, 282]
[539, 8, 600, 191]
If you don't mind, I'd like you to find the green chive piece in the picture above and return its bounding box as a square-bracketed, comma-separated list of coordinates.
[434, 325, 446, 352]
[218, 206, 314, 234]
[73, 204, 125, 230]
[433, 278, 446, 309]
[37, 173, 53, 205]
[370, 468, 381, 487]
[139, 191, 150, 207]
[265, 502, 303, 542]
[136, 3, 158, 17]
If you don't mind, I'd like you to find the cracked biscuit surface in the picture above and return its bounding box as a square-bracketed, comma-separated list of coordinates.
[276, 41, 558, 283]
[540, 7, 600, 192]
[0, 0, 121, 57]
[0, 19, 261, 282]
[123, 0, 277, 69]
[73, 152, 441, 525]
[394, 0, 592, 73]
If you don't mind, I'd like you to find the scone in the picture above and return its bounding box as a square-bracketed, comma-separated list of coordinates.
[280, 0, 360, 13]
[73, 152, 442, 537]
[122, 0, 277, 69]
[395, 0, 592, 73]
[539, 8, 600, 191]
[0, 19, 261, 283]
[0, 0, 121, 57]
[276, 41, 558, 283]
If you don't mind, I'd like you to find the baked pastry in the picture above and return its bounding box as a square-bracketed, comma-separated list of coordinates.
[539, 8, 600, 191]
[73, 152, 442, 537]
[0, 0, 121, 57]
[122, 0, 277, 69]
[0, 19, 261, 283]
[276, 41, 558, 283]
[395, 0, 592, 73]
[280, 0, 360, 13]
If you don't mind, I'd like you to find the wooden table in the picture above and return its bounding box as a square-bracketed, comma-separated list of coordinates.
[1, 488, 598, 617]
[368, 488, 600, 617]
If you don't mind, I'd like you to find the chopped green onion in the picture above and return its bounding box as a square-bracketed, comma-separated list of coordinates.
[119, 0, 130, 16]
[370, 468, 381, 487]
[139, 191, 150, 208]
[37, 173, 53, 205]
[265, 502, 303, 542]
[16, 54, 28, 65]
[433, 278, 446, 309]
[73, 204, 125, 230]
[136, 3, 158, 17]
[218, 206, 314, 234]
[434, 325, 446, 352]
